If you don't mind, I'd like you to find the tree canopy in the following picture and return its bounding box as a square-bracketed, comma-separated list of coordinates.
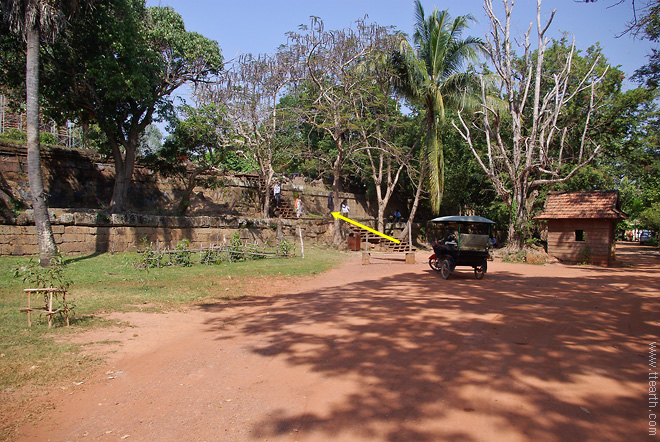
[1, 0, 658, 245]
[43, 0, 223, 212]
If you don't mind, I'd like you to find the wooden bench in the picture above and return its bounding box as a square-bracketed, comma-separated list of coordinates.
[21, 288, 72, 328]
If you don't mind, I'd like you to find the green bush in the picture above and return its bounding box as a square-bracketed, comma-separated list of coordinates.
[171, 239, 192, 267]
[136, 237, 162, 269]
[2, 128, 26, 141]
[12, 252, 71, 290]
[277, 238, 293, 256]
[201, 248, 224, 265]
[39, 132, 57, 145]
[228, 232, 244, 261]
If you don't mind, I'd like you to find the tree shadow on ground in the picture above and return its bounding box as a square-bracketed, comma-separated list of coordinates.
[200, 245, 659, 441]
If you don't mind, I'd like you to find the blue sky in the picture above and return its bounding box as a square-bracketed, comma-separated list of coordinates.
[146, 0, 653, 96]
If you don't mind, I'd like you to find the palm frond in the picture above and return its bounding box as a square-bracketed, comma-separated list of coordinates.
[393, 4, 484, 213]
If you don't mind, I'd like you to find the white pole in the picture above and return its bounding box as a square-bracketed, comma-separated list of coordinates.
[0, 94, 4, 134]
[298, 226, 304, 259]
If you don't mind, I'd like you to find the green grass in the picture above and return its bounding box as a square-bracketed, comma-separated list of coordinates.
[0, 246, 347, 440]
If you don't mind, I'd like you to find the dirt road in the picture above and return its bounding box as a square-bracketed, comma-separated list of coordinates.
[12, 244, 660, 442]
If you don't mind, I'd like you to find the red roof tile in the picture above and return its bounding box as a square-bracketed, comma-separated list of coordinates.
[535, 191, 627, 220]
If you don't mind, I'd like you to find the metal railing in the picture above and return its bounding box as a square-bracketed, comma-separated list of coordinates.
[0, 95, 84, 149]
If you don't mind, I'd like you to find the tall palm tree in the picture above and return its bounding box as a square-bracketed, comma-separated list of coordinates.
[1, 0, 84, 263]
[393, 0, 484, 213]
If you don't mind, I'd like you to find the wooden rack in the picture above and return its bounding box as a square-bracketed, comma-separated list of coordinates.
[21, 288, 72, 328]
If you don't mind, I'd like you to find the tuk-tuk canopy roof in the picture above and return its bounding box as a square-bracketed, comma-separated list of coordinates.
[430, 215, 495, 224]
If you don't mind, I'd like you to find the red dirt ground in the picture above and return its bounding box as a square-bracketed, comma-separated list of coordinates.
[10, 244, 660, 442]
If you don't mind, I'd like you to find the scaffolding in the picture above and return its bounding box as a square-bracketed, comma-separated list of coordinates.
[0, 94, 83, 148]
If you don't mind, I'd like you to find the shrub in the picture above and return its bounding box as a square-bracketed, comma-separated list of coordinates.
[171, 239, 192, 267]
[525, 250, 548, 265]
[136, 237, 162, 269]
[578, 243, 591, 265]
[228, 232, 244, 261]
[277, 238, 293, 256]
[40, 132, 57, 145]
[12, 251, 71, 289]
[2, 128, 26, 141]
[201, 248, 223, 265]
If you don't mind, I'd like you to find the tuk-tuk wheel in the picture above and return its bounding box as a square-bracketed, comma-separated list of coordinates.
[474, 260, 487, 279]
[440, 258, 452, 280]
[429, 257, 441, 272]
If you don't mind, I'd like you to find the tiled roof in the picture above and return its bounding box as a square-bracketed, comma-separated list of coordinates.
[535, 191, 627, 220]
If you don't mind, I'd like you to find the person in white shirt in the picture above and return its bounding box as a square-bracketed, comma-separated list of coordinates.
[340, 200, 350, 218]
[273, 182, 281, 207]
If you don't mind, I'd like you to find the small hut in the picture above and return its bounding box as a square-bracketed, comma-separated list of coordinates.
[535, 191, 627, 266]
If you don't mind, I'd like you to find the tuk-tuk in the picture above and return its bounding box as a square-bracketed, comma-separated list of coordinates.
[428, 215, 495, 280]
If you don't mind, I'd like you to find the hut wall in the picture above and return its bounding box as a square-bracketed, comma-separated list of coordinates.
[546, 219, 615, 266]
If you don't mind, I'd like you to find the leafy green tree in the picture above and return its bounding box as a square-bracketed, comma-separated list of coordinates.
[628, 0, 660, 88]
[149, 103, 231, 215]
[0, 0, 89, 264]
[45, 0, 223, 212]
[392, 0, 484, 213]
[538, 39, 660, 229]
[641, 202, 660, 232]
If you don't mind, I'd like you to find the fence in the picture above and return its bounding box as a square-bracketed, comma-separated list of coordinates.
[137, 237, 296, 268]
[0, 95, 83, 148]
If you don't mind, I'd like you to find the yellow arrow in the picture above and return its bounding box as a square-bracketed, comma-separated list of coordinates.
[332, 212, 400, 244]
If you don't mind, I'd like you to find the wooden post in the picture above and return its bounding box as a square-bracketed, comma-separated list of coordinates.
[47, 290, 53, 328]
[26, 290, 31, 328]
[298, 226, 305, 259]
[63, 291, 69, 327]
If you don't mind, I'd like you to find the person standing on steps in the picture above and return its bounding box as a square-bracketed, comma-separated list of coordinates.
[340, 199, 350, 218]
[295, 196, 303, 218]
[273, 181, 281, 208]
[327, 192, 334, 216]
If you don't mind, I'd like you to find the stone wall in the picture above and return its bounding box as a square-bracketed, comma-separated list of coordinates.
[0, 208, 336, 256]
[0, 143, 422, 256]
[0, 143, 376, 221]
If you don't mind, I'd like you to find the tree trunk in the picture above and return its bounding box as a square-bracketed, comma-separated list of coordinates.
[26, 27, 58, 265]
[506, 184, 539, 250]
[377, 202, 385, 233]
[332, 149, 344, 245]
[108, 139, 137, 213]
[262, 167, 274, 218]
[374, 154, 385, 232]
[399, 161, 426, 241]
[176, 168, 202, 216]
[426, 112, 444, 214]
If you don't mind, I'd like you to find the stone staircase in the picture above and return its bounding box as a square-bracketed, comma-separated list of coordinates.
[347, 224, 415, 252]
[253, 176, 297, 219]
[273, 199, 295, 219]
